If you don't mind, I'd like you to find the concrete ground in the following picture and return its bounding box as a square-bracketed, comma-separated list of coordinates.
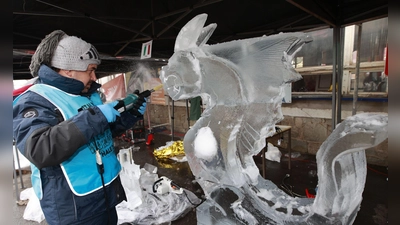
[13, 133, 199, 225]
[13, 132, 388, 225]
[13, 171, 48, 225]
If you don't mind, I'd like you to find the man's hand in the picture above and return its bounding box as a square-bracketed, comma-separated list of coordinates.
[97, 101, 120, 122]
[130, 97, 147, 117]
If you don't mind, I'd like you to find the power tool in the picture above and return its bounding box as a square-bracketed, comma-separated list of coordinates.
[152, 176, 183, 195]
[114, 84, 163, 113]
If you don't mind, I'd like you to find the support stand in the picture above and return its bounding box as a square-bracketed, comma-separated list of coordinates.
[13, 140, 25, 201]
[171, 97, 175, 141]
[186, 99, 190, 130]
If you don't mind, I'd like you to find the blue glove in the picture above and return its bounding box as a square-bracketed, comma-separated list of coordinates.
[130, 98, 147, 117]
[97, 101, 120, 122]
[138, 102, 147, 115]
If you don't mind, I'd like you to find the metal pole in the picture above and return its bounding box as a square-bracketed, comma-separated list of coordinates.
[13, 140, 25, 201]
[352, 24, 362, 115]
[336, 27, 344, 124]
[146, 102, 151, 130]
[14, 140, 24, 188]
[186, 99, 190, 130]
[331, 27, 338, 130]
[13, 159, 20, 201]
[171, 98, 175, 141]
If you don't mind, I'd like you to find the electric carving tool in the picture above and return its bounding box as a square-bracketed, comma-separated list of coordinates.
[114, 84, 163, 113]
[152, 176, 183, 195]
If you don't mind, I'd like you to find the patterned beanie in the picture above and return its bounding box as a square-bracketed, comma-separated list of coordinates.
[30, 30, 101, 77]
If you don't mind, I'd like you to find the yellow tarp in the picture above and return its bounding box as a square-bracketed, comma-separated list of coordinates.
[153, 140, 185, 159]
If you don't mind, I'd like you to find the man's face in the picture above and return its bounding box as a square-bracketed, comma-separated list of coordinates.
[68, 64, 98, 93]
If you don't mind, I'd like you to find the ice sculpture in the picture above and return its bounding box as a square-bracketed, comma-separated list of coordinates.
[160, 14, 388, 224]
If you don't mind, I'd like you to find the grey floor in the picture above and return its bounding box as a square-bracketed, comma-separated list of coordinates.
[13, 171, 48, 225]
[13, 133, 199, 225]
[13, 132, 388, 225]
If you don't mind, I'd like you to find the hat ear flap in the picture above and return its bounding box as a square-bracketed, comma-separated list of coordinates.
[29, 30, 66, 77]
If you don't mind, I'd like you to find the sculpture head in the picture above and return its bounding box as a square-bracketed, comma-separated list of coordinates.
[161, 13, 310, 106]
[160, 14, 216, 100]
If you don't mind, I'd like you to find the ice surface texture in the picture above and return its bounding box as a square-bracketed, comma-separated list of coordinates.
[160, 13, 388, 225]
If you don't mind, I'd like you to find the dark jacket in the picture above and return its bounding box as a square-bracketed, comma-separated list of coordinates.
[13, 65, 139, 224]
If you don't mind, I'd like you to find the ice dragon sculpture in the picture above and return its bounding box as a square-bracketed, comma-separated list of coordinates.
[160, 14, 388, 224]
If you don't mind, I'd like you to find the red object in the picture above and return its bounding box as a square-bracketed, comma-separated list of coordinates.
[384, 45, 388, 76]
[146, 133, 154, 145]
[305, 188, 315, 198]
[13, 84, 33, 98]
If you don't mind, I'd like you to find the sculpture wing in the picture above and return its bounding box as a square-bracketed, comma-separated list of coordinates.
[204, 33, 311, 102]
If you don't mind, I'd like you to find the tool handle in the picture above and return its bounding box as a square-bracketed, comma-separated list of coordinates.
[138, 90, 152, 98]
[113, 100, 126, 113]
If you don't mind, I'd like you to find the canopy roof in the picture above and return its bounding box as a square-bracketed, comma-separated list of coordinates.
[13, 0, 388, 80]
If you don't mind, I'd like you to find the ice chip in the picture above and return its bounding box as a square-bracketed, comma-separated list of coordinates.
[143, 163, 157, 174]
[194, 126, 218, 162]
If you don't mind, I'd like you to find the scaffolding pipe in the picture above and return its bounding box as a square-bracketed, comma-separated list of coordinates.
[13, 159, 20, 201]
[186, 99, 190, 130]
[13, 140, 25, 201]
[171, 97, 175, 141]
[352, 24, 362, 115]
[331, 26, 344, 129]
[336, 27, 344, 124]
[14, 140, 25, 189]
[331, 27, 338, 130]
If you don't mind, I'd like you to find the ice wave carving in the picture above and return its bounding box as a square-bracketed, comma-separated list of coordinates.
[160, 13, 388, 224]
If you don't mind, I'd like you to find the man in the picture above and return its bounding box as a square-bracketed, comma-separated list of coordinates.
[13, 30, 146, 225]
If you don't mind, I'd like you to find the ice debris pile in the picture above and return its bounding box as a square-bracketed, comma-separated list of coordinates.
[160, 13, 388, 224]
[117, 148, 201, 224]
[18, 147, 201, 225]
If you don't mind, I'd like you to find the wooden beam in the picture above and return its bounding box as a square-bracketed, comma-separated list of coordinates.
[295, 61, 385, 75]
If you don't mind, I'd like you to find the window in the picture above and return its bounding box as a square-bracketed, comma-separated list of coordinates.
[295, 28, 333, 67]
[355, 18, 388, 63]
[291, 17, 388, 97]
[350, 71, 388, 93]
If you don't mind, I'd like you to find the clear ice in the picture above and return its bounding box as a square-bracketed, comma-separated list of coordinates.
[116, 148, 201, 224]
[160, 14, 388, 225]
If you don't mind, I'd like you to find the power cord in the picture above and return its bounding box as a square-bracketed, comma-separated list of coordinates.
[182, 189, 205, 208]
[279, 174, 306, 198]
[94, 144, 112, 225]
[153, 177, 205, 208]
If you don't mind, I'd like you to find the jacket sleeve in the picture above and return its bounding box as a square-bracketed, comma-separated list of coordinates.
[89, 91, 142, 137]
[109, 112, 142, 138]
[13, 92, 110, 169]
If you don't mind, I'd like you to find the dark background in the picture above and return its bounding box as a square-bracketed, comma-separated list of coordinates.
[13, 0, 388, 79]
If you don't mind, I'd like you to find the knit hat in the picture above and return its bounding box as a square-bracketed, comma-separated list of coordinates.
[29, 30, 101, 77]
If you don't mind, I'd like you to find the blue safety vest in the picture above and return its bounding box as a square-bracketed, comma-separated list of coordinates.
[14, 84, 121, 198]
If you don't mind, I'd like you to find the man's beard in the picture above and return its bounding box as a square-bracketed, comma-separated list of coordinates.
[82, 83, 92, 93]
